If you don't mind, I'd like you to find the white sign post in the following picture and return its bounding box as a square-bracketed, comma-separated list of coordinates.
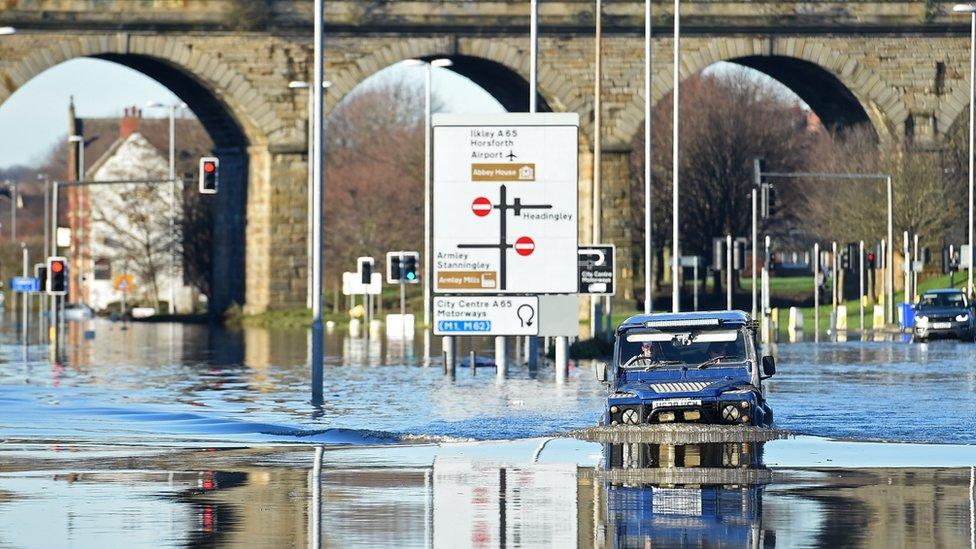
[432, 113, 579, 294]
[433, 296, 539, 336]
[342, 272, 381, 296]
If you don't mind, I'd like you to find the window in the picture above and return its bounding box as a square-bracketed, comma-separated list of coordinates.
[93, 259, 111, 281]
[619, 329, 747, 367]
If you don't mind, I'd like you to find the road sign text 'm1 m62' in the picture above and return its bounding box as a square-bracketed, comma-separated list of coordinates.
[433, 296, 539, 336]
[432, 113, 579, 295]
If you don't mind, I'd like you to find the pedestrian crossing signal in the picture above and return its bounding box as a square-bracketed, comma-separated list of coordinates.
[199, 157, 218, 194]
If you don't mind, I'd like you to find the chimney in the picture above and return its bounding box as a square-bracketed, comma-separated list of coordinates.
[67, 96, 82, 181]
[119, 106, 141, 140]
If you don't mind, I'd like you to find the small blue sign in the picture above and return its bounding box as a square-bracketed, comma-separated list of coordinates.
[437, 320, 492, 333]
[10, 276, 39, 293]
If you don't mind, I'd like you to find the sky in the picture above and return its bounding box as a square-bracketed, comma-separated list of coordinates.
[0, 58, 801, 170]
[0, 58, 504, 169]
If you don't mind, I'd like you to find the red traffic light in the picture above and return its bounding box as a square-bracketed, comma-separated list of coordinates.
[51, 261, 64, 273]
[203, 161, 216, 173]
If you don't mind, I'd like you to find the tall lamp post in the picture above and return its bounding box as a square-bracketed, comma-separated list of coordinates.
[671, 0, 681, 312]
[643, 0, 653, 315]
[288, 80, 333, 311]
[404, 57, 453, 364]
[146, 101, 187, 315]
[954, 3, 976, 299]
[310, 0, 326, 406]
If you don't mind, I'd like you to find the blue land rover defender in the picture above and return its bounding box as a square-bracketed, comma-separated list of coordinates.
[595, 311, 775, 427]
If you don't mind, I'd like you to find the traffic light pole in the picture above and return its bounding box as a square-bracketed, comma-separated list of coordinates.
[21, 244, 28, 346]
[859, 240, 865, 332]
[832, 241, 838, 330]
[760, 171, 895, 325]
[814, 242, 820, 341]
[751, 187, 758, 318]
[725, 234, 732, 310]
[903, 231, 911, 307]
[400, 280, 406, 342]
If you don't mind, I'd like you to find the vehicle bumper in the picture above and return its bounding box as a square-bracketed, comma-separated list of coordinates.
[914, 324, 974, 340]
[606, 398, 770, 427]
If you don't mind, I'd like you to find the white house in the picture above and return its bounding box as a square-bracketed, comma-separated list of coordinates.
[84, 110, 195, 313]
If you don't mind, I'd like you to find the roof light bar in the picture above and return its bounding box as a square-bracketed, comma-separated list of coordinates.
[643, 318, 721, 328]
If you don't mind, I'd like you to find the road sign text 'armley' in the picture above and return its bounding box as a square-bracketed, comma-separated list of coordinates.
[432, 113, 579, 294]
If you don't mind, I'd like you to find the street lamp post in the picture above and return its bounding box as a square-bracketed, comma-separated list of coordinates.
[146, 101, 188, 315]
[404, 57, 453, 365]
[671, 0, 681, 312]
[644, 0, 653, 315]
[311, 0, 326, 406]
[288, 80, 333, 311]
[954, 3, 976, 299]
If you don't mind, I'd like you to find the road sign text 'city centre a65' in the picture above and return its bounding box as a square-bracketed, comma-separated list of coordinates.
[432, 113, 579, 294]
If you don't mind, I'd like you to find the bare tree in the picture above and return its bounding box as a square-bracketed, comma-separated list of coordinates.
[631, 69, 812, 295]
[324, 78, 444, 292]
[90, 183, 178, 309]
[804, 127, 961, 253]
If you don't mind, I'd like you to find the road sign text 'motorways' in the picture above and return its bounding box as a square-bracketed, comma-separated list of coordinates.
[432, 113, 579, 294]
[433, 296, 539, 336]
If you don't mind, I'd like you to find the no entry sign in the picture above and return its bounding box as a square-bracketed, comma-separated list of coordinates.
[514, 236, 535, 256]
[432, 113, 579, 294]
[471, 197, 492, 217]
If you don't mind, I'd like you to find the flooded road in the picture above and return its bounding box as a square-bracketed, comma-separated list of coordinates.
[1, 318, 976, 547]
[1, 320, 974, 445]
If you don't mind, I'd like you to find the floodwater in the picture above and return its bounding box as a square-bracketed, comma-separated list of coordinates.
[1, 318, 976, 547]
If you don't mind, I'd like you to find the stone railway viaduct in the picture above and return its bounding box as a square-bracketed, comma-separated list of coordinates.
[0, 1, 972, 313]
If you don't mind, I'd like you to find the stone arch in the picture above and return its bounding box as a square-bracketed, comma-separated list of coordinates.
[326, 37, 580, 116]
[936, 79, 971, 140]
[0, 34, 280, 313]
[610, 37, 907, 148]
[0, 34, 283, 147]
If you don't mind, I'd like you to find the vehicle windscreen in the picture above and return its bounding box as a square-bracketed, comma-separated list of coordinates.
[618, 329, 748, 368]
[918, 292, 968, 309]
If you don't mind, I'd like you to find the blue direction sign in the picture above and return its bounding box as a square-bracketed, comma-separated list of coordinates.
[10, 276, 39, 293]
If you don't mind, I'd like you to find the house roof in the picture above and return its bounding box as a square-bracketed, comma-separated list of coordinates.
[80, 116, 213, 180]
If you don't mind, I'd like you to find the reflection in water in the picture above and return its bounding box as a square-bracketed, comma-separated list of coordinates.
[599, 442, 769, 549]
[1, 443, 975, 548]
